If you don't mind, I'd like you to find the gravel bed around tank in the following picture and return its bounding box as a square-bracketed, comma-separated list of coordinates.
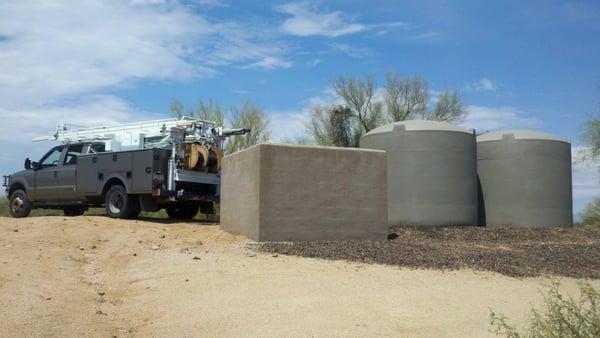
[259, 227, 600, 279]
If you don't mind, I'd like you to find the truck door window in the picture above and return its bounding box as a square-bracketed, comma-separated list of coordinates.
[40, 147, 63, 168]
[64, 144, 83, 165]
[90, 144, 106, 153]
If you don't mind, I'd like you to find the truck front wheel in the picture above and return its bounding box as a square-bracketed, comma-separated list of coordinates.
[166, 204, 199, 219]
[9, 189, 32, 218]
[105, 185, 140, 219]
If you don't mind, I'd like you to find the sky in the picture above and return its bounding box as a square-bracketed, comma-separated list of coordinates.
[0, 0, 599, 218]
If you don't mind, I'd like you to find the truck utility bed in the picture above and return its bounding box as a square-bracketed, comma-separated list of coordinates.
[77, 148, 220, 199]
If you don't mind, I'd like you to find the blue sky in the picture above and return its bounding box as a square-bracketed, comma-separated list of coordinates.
[0, 0, 599, 217]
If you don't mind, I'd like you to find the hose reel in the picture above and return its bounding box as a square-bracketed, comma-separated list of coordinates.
[183, 143, 223, 173]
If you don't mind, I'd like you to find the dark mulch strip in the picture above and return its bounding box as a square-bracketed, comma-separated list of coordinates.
[259, 227, 600, 279]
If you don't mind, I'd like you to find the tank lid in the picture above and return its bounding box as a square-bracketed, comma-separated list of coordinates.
[363, 120, 473, 137]
[477, 129, 570, 143]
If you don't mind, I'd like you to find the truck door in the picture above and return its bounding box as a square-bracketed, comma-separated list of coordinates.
[31, 146, 63, 201]
[56, 144, 83, 201]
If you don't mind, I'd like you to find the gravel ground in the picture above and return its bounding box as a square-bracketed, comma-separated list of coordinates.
[260, 226, 600, 278]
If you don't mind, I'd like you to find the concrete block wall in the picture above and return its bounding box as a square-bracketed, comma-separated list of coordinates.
[220, 144, 388, 241]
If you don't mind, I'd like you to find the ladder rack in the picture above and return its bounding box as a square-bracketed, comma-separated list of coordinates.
[32, 116, 220, 151]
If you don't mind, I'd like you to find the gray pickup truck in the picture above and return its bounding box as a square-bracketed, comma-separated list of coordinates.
[3, 142, 222, 219]
[4, 117, 248, 219]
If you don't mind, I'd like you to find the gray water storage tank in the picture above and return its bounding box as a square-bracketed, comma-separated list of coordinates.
[477, 130, 573, 228]
[360, 120, 478, 227]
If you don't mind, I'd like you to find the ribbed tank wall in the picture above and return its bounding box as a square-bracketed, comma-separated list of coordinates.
[476, 131, 573, 228]
[360, 121, 478, 227]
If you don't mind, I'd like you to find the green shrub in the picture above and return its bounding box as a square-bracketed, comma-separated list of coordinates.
[490, 280, 600, 337]
[579, 198, 600, 228]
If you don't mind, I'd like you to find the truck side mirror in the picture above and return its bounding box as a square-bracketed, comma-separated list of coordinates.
[24, 158, 31, 170]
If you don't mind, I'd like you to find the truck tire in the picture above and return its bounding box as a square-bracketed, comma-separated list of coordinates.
[8, 189, 32, 218]
[166, 204, 199, 219]
[105, 185, 140, 219]
[64, 206, 87, 217]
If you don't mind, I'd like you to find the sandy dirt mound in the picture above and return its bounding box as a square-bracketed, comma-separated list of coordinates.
[0, 216, 598, 337]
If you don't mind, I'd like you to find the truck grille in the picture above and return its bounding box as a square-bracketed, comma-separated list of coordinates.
[2, 175, 9, 187]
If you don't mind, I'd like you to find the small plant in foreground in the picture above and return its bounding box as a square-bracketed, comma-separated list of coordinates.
[490, 279, 600, 337]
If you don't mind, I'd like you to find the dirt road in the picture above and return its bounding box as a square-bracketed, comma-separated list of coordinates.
[0, 216, 597, 337]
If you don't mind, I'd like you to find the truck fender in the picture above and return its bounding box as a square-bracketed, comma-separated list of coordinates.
[8, 178, 31, 197]
[101, 174, 131, 196]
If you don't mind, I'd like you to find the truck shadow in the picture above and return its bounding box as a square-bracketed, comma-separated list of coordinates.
[134, 216, 218, 225]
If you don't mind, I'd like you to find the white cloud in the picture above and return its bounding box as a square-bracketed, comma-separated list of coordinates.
[330, 43, 374, 59]
[0, 0, 291, 174]
[0, 0, 290, 108]
[0, 95, 150, 143]
[306, 59, 322, 68]
[0, 95, 153, 169]
[190, 0, 228, 7]
[276, 3, 409, 39]
[461, 105, 542, 132]
[277, 2, 366, 37]
[406, 31, 447, 42]
[269, 110, 312, 142]
[242, 56, 293, 70]
[466, 78, 498, 92]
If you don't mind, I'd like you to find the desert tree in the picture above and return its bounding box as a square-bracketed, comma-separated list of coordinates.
[331, 75, 384, 133]
[169, 98, 269, 154]
[427, 90, 466, 122]
[384, 73, 429, 121]
[170, 99, 187, 118]
[578, 101, 600, 227]
[581, 113, 600, 162]
[307, 105, 359, 147]
[193, 98, 225, 127]
[384, 73, 466, 123]
[307, 72, 467, 147]
[225, 100, 270, 154]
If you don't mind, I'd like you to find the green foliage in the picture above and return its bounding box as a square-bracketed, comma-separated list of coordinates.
[307, 105, 361, 147]
[580, 114, 600, 162]
[490, 280, 600, 337]
[429, 90, 466, 122]
[193, 98, 225, 127]
[169, 98, 270, 154]
[308, 72, 468, 147]
[331, 75, 384, 133]
[385, 73, 429, 121]
[225, 100, 270, 154]
[579, 198, 600, 228]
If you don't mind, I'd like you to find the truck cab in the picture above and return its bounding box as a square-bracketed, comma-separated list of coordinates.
[4, 142, 105, 217]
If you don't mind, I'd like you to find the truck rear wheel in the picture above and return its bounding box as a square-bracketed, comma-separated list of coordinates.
[9, 189, 32, 218]
[105, 185, 140, 219]
[166, 204, 199, 219]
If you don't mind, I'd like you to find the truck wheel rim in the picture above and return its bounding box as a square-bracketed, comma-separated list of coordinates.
[109, 191, 124, 214]
[11, 196, 23, 213]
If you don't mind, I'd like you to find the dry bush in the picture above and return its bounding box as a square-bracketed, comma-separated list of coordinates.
[579, 198, 600, 228]
[490, 280, 600, 337]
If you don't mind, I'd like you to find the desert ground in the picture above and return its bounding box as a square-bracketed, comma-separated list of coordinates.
[1, 216, 598, 337]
